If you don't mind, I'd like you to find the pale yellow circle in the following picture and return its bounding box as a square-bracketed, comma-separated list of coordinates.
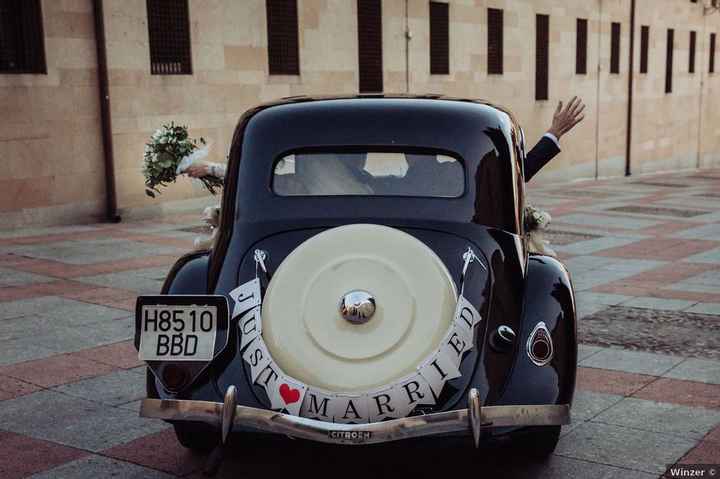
[261, 224, 457, 393]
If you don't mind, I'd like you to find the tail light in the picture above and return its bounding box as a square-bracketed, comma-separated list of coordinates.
[527, 322, 553, 366]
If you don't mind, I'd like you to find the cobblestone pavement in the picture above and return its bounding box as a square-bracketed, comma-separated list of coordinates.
[1, 170, 720, 478]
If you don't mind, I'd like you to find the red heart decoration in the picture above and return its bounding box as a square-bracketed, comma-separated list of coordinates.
[279, 383, 301, 404]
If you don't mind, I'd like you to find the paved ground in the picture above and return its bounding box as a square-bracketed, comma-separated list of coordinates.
[1, 170, 720, 478]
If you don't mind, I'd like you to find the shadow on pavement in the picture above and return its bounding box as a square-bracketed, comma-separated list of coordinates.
[203, 436, 554, 479]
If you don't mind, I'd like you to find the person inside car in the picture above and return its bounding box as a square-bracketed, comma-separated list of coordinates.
[185, 97, 585, 186]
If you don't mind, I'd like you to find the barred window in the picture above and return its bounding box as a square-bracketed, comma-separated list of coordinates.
[710, 33, 716, 74]
[610, 22, 621, 74]
[689, 30, 696, 74]
[487, 8, 503, 75]
[0, 0, 46, 74]
[357, 0, 383, 93]
[576, 18, 588, 75]
[535, 14, 549, 101]
[666, 28, 674, 93]
[266, 0, 300, 75]
[429, 2, 449, 75]
[640, 26, 649, 74]
[146, 0, 192, 75]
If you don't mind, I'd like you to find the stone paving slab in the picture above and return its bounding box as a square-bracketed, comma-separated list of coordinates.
[0, 353, 118, 388]
[633, 378, 720, 409]
[622, 296, 697, 311]
[684, 302, 720, 315]
[0, 430, 89, 479]
[0, 268, 55, 288]
[0, 296, 130, 323]
[28, 455, 176, 479]
[576, 292, 633, 306]
[664, 358, 720, 385]
[593, 397, 720, 440]
[53, 368, 146, 406]
[571, 390, 624, 422]
[1, 314, 134, 360]
[75, 268, 167, 294]
[683, 247, 720, 264]
[671, 222, 720, 239]
[577, 344, 604, 361]
[556, 421, 696, 474]
[0, 225, 102, 240]
[554, 213, 663, 230]
[0, 341, 57, 367]
[5, 239, 184, 265]
[0, 296, 86, 321]
[0, 390, 169, 452]
[500, 455, 657, 479]
[579, 348, 684, 376]
[555, 236, 645, 255]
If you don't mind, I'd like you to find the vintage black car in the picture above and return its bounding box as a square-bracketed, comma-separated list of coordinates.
[135, 96, 576, 459]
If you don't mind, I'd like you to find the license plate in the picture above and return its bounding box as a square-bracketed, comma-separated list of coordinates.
[138, 304, 218, 361]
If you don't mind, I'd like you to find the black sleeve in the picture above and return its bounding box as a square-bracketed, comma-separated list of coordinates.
[524, 136, 561, 182]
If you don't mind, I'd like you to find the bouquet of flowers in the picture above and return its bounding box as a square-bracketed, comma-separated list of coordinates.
[142, 123, 223, 197]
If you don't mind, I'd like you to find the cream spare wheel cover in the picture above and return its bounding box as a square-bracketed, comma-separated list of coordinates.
[262, 224, 457, 393]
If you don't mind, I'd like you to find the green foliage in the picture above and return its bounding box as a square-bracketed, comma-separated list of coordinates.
[142, 123, 222, 197]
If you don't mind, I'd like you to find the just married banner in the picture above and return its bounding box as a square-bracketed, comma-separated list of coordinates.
[228, 249, 483, 423]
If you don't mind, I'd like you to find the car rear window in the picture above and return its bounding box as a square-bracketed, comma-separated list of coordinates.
[272, 151, 464, 197]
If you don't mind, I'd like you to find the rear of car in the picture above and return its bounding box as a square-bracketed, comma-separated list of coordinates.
[135, 97, 575, 456]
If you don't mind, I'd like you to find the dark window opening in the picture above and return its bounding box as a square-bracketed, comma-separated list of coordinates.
[640, 25, 649, 74]
[710, 33, 716, 74]
[666, 28, 674, 93]
[266, 0, 300, 75]
[487, 8, 503, 74]
[535, 14, 549, 101]
[576, 18, 587, 74]
[357, 0, 383, 92]
[429, 2, 449, 74]
[146, 0, 192, 75]
[689, 30, 696, 74]
[0, 0, 46, 74]
[610, 22, 621, 74]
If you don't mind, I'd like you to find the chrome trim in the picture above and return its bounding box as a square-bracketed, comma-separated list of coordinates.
[221, 386, 237, 444]
[468, 388, 481, 448]
[498, 325, 516, 344]
[339, 290, 376, 324]
[139, 397, 570, 446]
[527, 321, 554, 367]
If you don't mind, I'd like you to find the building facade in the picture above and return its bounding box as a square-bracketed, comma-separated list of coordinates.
[1, 0, 719, 227]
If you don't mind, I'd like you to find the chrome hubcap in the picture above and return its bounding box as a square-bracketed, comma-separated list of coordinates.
[339, 290, 376, 324]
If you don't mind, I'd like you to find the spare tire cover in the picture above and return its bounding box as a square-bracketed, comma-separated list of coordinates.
[262, 224, 457, 393]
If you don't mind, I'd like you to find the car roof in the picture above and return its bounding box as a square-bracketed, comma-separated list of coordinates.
[223, 94, 525, 233]
[250, 94, 518, 129]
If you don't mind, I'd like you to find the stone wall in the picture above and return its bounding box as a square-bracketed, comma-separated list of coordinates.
[0, 0, 718, 226]
[0, 0, 105, 226]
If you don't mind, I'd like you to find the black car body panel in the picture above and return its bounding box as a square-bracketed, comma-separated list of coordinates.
[145, 95, 575, 442]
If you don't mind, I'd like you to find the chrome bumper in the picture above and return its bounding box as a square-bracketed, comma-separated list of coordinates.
[140, 388, 570, 446]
